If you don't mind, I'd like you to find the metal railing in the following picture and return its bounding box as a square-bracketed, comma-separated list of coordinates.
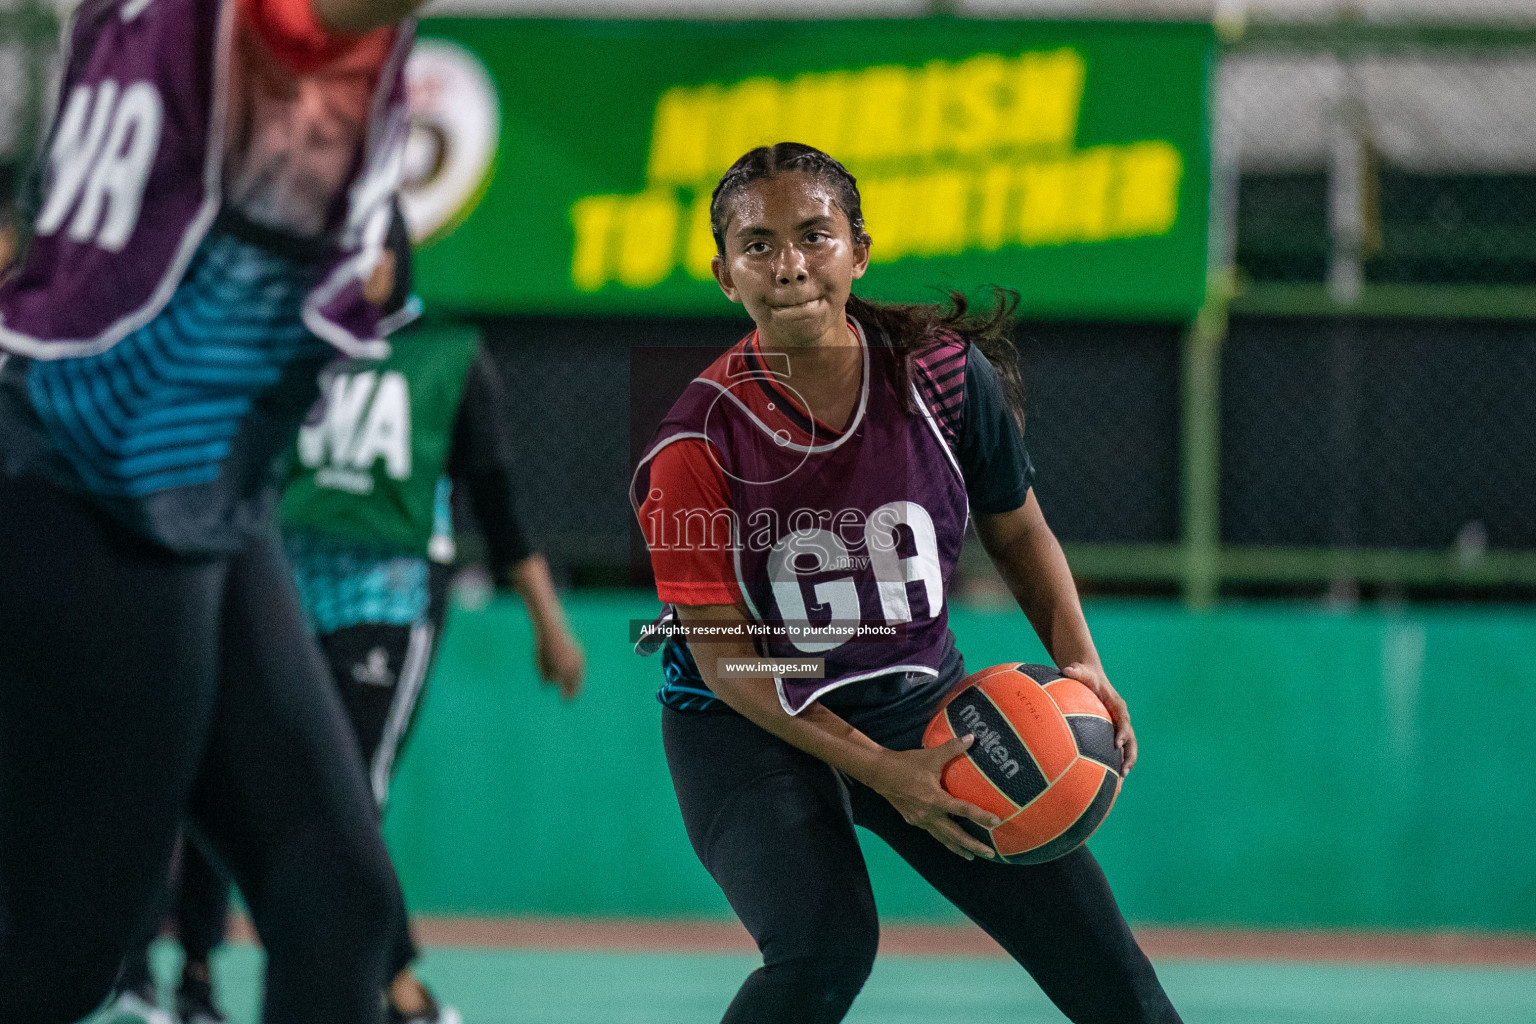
[1095, 20, 1536, 605]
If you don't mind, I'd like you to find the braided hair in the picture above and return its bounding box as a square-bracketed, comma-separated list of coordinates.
[709, 142, 1025, 427]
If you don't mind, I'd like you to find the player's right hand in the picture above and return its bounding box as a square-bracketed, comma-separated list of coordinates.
[869, 736, 1001, 861]
[536, 630, 586, 700]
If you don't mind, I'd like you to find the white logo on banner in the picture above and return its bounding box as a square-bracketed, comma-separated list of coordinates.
[399, 40, 500, 244]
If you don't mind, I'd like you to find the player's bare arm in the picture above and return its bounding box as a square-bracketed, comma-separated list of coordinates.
[975, 488, 1138, 773]
[509, 553, 586, 699]
[673, 602, 1000, 859]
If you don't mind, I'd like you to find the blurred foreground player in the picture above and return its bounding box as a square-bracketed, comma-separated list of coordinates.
[106, 207, 586, 1024]
[0, 0, 433, 1021]
[633, 144, 1181, 1024]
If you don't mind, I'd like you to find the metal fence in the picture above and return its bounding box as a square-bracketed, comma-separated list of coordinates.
[985, 23, 1536, 606]
[1178, 22, 1536, 603]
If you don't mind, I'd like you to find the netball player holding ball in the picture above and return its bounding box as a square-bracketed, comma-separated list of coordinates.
[633, 143, 1182, 1024]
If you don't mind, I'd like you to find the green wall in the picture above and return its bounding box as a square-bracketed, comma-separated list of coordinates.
[384, 593, 1536, 930]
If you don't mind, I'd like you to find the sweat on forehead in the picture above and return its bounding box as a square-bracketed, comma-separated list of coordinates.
[722, 175, 844, 234]
[708, 143, 869, 253]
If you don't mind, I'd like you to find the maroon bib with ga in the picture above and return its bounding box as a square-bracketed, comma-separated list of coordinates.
[633, 321, 969, 715]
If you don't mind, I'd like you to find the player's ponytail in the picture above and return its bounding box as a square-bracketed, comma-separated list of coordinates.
[845, 287, 1026, 432]
[711, 143, 1026, 430]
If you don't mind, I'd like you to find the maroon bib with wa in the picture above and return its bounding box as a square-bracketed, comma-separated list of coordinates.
[633, 321, 969, 715]
[0, 0, 412, 361]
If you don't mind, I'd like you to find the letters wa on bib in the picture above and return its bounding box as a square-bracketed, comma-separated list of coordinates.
[281, 327, 481, 558]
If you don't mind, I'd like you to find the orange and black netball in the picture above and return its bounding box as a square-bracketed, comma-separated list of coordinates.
[923, 663, 1122, 864]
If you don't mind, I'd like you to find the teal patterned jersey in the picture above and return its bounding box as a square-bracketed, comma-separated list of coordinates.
[284, 477, 454, 634]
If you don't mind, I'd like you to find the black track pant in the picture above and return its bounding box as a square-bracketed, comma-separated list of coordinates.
[0, 477, 405, 1024]
[663, 707, 1182, 1024]
[323, 604, 450, 979]
[168, 611, 445, 982]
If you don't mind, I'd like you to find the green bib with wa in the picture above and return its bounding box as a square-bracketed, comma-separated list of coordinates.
[279, 323, 481, 556]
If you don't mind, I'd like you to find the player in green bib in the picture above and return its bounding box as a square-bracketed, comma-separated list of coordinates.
[114, 207, 585, 1024]
[281, 215, 586, 1023]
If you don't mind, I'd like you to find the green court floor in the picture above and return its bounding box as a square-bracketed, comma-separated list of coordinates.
[130, 942, 1536, 1024]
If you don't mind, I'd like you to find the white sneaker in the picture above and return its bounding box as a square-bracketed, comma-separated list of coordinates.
[98, 988, 176, 1024]
[395, 1003, 461, 1024]
[389, 987, 462, 1024]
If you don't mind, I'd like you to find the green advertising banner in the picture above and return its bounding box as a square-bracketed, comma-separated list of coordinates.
[403, 19, 1213, 320]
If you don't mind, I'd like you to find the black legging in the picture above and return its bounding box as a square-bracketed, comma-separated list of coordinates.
[0, 476, 404, 1024]
[177, 833, 234, 966]
[165, 560, 456, 985]
[120, 830, 233, 989]
[662, 706, 1182, 1024]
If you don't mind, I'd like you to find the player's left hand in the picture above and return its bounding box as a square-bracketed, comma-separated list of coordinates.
[363, 248, 396, 306]
[536, 630, 585, 700]
[1061, 663, 1137, 776]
